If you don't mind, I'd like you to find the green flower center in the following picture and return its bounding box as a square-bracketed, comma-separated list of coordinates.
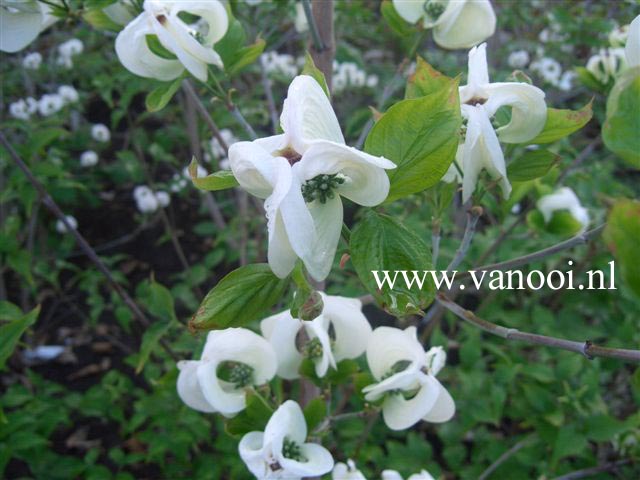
[301, 174, 346, 203]
[217, 361, 254, 388]
[282, 438, 306, 462]
[423, 0, 446, 21]
[303, 337, 324, 360]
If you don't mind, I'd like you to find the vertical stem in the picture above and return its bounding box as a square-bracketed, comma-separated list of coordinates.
[309, 0, 335, 91]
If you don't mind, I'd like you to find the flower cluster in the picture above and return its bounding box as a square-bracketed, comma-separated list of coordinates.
[57, 38, 84, 69]
[133, 185, 170, 214]
[332, 61, 379, 92]
[261, 51, 300, 78]
[8, 85, 79, 120]
[204, 128, 238, 169]
[332, 459, 435, 480]
[80, 150, 99, 168]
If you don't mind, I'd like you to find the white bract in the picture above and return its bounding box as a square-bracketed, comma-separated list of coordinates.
[115, 0, 228, 82]
[229, 75, 395, 281]
[333, 459, 366, 480]
[55, 215, 77, 234]
[260, 294, 372, 379]
[625, 15, 640, 67]
[382, 470, 435, 480]
[586, 48, 627, 84]
[507, 50, 530, 69]
[38, 93, 64, 116]
[392, 0, 496, 49]
[91, 124, 111, 142]
[443, 43, 547, 203]
[58, 85, 79, 104]
[239, 400, 334, 479]
[177, 328, 277, 417]
[362, 327, 455, 431]
[530, 56, 562, 85]
[9, 99, 30, 120]
[80, 150, 98, 168]
[0, 0, 58, 53]
[536, 187, 589, 233]
[609, 24, 629, 48]
[22, 51, 42, 69]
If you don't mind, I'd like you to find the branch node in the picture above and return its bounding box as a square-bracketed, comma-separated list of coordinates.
[582, 340, 594, 360]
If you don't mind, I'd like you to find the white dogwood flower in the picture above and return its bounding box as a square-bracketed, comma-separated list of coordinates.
[38, 93, 64, 116]
[9, 99, 30, 120]
[536, 187, 589, 233]
[115, 0, 228, 82]
[229, 75, 395, 280]
[333, 459, 367, 480]
[0, 0, 58, 53]
[382, 470, 435, 480]
[239, 400, 334, 479]
[392, 0, 496, 49]
[586, 48, 627, 83]
[260, 293, 372, 379]
[507, 50, 530, 69]
[58, 85, 79, 104]
[80, 150, 98, 168]
[362, 327, 455, 431]
[177, 328, 277, 417]
[625, 15, 639, 67]
[22, 51, 42, 69]
[444, 43, 547, 202]
[55, 215, 77, 234]
[91, 124, 111, 142]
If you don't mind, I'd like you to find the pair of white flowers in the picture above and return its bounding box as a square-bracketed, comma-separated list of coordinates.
[115, 0, 229, 82]
[333, 459, 434, 480]
[133, 185, 170, 214]
[586, 15, 640, 83]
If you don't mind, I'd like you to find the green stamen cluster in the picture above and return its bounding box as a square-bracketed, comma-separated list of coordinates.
[301, 174, 345, 204]
[303, 338, 324, 360]
[424, 0, 446, 20]
[229, 362, 254, 388]
[282, 438, 306, 462]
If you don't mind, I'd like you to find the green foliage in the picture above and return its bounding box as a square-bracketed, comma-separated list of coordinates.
[507, 149, 560, 182]
[216, 16, 265, 76]
[528, 101, 593, 144]
[380, 0, 414, 36]
[604, 199, 640, 297]
[405, 57, 458, 99]
[225, 391, 273, 437]
[527, 209, 585, 238]
[189, 264, 289, 331]
[0, 305, 39, 370]
[350, 211, 434, 317]
[365, 80, 461, 202]
[603, 68, 640, 168]
[145, 77, 183, 113]
[301, 52, 331, 98]
[188, 158, 239, 190]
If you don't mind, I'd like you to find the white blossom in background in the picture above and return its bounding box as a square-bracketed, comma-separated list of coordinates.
[363, 327, 455, 431]
[261, 294, 372, 379]
[115, 0, 229, 82]
[57, 38, 83, 68]
[333, 460, 367, 480]
[332, 61, 379, 93]
[22, 51, 42, 69]
[609, 24, 629, 48]
[443, 43, 547, 202]
[294, 2, 308, 33]
[183, 164, 207, 180]
[133, 186, 159, 213]
[170, 172, 188, 192]
[507, 50, 530, 69]
[55, 215, 78, 234]
[229, 75, 395, 280]
[536, 187, 589, 233]
[239, 400, 334, 479]
[557, 70, 576, 92]
[206, 128, 238, 168]
[382, 470, 435, 480]
[91, 124, 111, 143]
[392, 0, 496, 49]
[625, 15, 640, 67]
[80, 150, 98, 168]
[586, 48, 627, 83]
[530, 56, 562, 85]
[25, 96, 38, 115]
[261, 51, 299, 79]
[9, 99, 30, 120]
[177, 328, 277, 417]
[58, 85, 79, 104]
[0, 0, 58, 53]
[155, 190, 170, 207]
[38, 93, 64, 116]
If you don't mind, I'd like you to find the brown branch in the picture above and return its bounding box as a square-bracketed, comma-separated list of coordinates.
[478, 435, 536, 480]
[181, 79, 229, 155]
[551, 459, 632, 480]
[309, 0, 335, 90]
[437, 293, 640, 363]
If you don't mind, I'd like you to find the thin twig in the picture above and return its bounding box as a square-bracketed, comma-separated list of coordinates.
[457, 224, 605, 280]
[228, 101, 258, 140]
[301, 0, 325, 52]
[260, 54, 280, 134]
[437, 293, 640, 363]
[0, 131, 178, 362]
[182, 80, 229, 154]
[556, 137, 602, 184]
[447, 206, 482, 272]
[478, 435, 536, 480]
[551, 459, 632, 480]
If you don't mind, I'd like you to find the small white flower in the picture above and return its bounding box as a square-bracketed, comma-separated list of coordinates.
[115, 0, 229, 82]
[25, 96, 38, 114]
[183, 164, 207, 179]
[22, 51, 42, 69]
[294, 2, 308, 33]
[229, 75, 395, 280]
[366, 74, 379, 88]
[133, 185, 159, 213]
[58, 38, 83, 58]
[261, 294, 372, 379]
[38, 93, 64, 116]
[155, 190, 170, 207]
[209, 128, 238, 159]
[536, 187, 589, 233]
[609, 24, 629, 48]
[392, 0, 496, 49]
[91, 124, 111, 142]
[557, 70, 576, 92]
[0, 0, 58, 53]
[9, 99, 30, 120]
[508, 50, 530, 69]
[625, 15, 640, 68]
[239, 400, 334, 479]
[333, 459, 366, 480]
[586, 48, 627, 83]
[170, 172, 188, 192]
[80, 150, 98, 168]
[530, 57, 562, 85]
[177, 328, 277, 417]
[261, 51, 299, 78]
[58, 85, 79, 104]
[363, 326, 455, 431]
[382, 470, 435, 480]
[55, 215, 78, 233]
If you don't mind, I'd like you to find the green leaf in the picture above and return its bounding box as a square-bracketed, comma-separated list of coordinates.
[225, 391, 273, 437]
[604, 199, 640, 297]
[603, 67, 640, 168]
[528, 101, 593, 144]
[82, 8, 121, 31]
[575, 66, 606, 92]
[552, 425, 587, 465]
[506, 149, 560, 182]
[0, 301, 23, 322]
[350, 211, 434, 317]
[136, 320, 173, 374]
[527, 210, 584, 238]
[7, 249, 34, 286]
[145, 35, 177, 60]
[0, 306, 39, 370]
[226, 38, 266, 76]
[303, 397, 326, 432]
[301, 52, 330, 98]
[381, 0, 414, 36]
[189, 264, 289, 331]
[216, 18, 247, 67]
[405, 57, 456, 99]
[145, 77, 183, 113]
[365, 82, 461, 202]
[188, 158, 239, 191]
